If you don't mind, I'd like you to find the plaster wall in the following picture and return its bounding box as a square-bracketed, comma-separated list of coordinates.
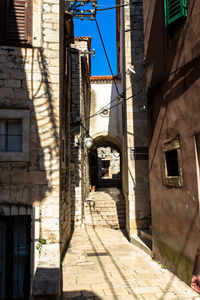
[90, 81, 122, 143]
[143, 0, 200, 285]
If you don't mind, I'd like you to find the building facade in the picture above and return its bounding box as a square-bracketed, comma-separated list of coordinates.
[0, 0, 76, 298]
[143, 0, 200, 288]
[121, 0, 150, 237]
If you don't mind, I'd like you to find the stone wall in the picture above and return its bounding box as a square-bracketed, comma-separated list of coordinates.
[0, 0, 69, 296]
[70, 38, 91, 228]
[122, 0, 150, 236]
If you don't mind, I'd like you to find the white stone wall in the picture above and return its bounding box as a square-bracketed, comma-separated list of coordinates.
[90, 81, 123, 143]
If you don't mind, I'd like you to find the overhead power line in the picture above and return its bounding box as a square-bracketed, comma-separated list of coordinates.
[96, 3, 130, 11]
[88, 87, 146, 121]
[94, 19, 121, 97]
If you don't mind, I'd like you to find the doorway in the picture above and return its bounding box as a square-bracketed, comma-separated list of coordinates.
[0, 215, 31, 300]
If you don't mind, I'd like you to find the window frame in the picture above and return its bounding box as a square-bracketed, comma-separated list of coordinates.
[162, 137, 183, 188]
[0, 109, 30, 161]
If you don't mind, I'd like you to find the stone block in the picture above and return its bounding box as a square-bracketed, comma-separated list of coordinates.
[32, 267, 60, 298]
[43, 3, 51, 12]
[0, 88, 14, 98]
[52, 4, 59, 13]
[43, 30, 59, 43]
[43, 13, 59, 23]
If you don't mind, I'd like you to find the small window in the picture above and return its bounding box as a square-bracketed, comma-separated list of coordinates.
[162, 137, 183, 187]
[0, 0, 32, 46]
[165, 149, 179, 176]
[164, 0, 187, 27]
[0, 119, 22, 152]
[0, 110, 30, 161]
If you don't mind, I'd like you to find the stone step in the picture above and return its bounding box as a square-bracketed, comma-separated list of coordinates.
[84, 208, 125, 214]
[85, 202, 125, 207]
[83, 189, 125, 229]
[139, 229, 152, 241]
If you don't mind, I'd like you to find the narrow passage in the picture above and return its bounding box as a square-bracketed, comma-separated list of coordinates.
[62, 227, 199, 300]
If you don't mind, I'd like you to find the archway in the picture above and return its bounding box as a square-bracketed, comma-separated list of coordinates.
[89, 134, 122, 189]
[85, 134, 125, 228]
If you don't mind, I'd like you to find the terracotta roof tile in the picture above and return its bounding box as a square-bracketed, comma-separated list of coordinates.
[90, 75, 120, 82]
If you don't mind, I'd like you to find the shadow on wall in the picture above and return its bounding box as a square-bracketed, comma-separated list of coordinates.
[108, 81, 122, 140]
[0, 45, 61, 300]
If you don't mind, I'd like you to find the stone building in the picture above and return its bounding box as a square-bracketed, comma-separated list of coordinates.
[143, 0, 200, 289]
[120, 0, 150, 238]
[70, 37, 91, 228]
[0, 0, 78, 298]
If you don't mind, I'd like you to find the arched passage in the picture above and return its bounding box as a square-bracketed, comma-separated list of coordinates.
[89, 134, 122, 188]
[84, 134, 125, 229]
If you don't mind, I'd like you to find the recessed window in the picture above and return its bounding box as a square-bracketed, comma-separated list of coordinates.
[0, 119, 22, 152]
[165, 149, 179, 177]
[0, 110, 30, 161]
[162, 137, 183, 187]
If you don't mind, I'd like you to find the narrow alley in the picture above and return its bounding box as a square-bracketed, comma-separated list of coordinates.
[62, 221, 199, 300]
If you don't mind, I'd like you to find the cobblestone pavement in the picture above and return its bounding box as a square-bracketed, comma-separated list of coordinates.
[62, 227, 200, 300]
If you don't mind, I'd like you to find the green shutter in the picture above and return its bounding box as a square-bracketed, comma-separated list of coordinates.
[164, 0, 187, 27]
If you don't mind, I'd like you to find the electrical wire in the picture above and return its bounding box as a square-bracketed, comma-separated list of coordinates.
[87, 83, 134, 120]
[94, 19, 121, 97]
[96, 3, 130, 11]
[88, 87, 146, 120]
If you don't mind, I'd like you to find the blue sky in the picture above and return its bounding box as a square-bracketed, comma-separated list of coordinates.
[74, 0, 117, 76]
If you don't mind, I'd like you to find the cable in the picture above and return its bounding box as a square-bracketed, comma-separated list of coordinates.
[88, 87, 146, 120]
[94, 19, 121, 97]
[88, 83, 134, 120]
[96, 3, 130, 11]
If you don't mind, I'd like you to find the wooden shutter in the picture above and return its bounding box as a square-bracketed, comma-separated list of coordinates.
[0, 0, 32, 44]
[164, 0, 187, 27]
[7, 0, 28, 41]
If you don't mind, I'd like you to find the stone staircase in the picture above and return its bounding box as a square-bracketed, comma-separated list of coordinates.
[83, 188, 125, 229]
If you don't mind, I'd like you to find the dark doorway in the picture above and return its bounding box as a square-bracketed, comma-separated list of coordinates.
[0, 215, 31, 300]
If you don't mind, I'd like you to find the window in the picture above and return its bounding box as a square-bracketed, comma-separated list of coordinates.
[0, 110, 30, 161]
[162, 137, 183, 187]
[0, 0, 32, 45]
[164, 0, 187, 27]
[0, 120, 22, 152]
[165, 149, 179, 176]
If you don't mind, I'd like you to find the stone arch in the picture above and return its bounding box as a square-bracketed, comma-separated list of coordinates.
[91, 131, 122, 153]
[89, 133, 122, 188]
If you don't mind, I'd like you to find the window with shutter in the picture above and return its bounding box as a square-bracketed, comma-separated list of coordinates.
[0, 0, 32, 45]
[164, 0, 187, 27]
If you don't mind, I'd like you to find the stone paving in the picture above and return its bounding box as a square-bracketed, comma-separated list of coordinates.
[62, 227, 200, 300]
